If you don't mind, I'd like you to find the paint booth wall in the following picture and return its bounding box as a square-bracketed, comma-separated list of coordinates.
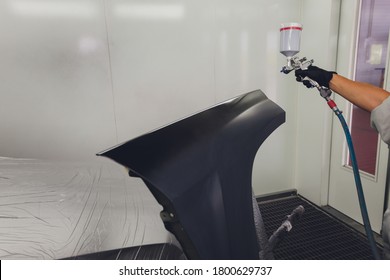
[0, 0, 303, 195]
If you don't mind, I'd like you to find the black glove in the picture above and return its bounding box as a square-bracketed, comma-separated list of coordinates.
[295, 66, 336, 88]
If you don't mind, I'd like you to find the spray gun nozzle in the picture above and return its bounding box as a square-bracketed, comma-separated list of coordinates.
[281, 66, 293, 74]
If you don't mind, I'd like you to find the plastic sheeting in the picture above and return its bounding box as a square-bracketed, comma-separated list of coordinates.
[0, 157, 175, 259]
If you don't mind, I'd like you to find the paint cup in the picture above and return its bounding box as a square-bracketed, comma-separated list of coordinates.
[280, 23, 302, 58]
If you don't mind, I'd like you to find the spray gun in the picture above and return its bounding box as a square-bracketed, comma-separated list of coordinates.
[279, 23, 308, 72]
[279, 23, 381, 259]
[280, 23, 312, 74]
[280, 23, 334, 102]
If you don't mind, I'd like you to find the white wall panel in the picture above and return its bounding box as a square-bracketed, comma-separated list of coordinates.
[294, 0, 341, 204]
[213, 0, 301, 195]
[0, 0, 302, 195]
[104, 0, 216, 142]
[0, 0, 117, 160]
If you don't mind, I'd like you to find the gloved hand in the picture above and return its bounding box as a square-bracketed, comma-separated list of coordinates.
[295, 66, 336, 88]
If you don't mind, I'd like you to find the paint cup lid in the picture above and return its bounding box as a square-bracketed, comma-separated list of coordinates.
[280, 22, 302, 31]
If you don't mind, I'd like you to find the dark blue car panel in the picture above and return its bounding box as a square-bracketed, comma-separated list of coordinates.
[98, 90, 285, 259]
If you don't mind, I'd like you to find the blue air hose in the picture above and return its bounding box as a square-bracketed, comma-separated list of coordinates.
[281, 59, 381, 258]
[328, 99, 381, 260]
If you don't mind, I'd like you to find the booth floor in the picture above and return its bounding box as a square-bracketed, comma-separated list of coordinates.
[67, 193, 385, 260]
[257, 194, 384, 260]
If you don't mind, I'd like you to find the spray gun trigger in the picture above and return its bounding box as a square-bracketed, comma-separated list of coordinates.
[302, 77, 319, 88]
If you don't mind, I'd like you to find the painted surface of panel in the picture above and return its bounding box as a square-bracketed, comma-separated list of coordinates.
[99, 90, 285, 259]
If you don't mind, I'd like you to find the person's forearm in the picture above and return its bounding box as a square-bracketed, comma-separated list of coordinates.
[329, 74, 390, 112]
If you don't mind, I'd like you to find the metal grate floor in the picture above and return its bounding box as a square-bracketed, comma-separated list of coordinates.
[258, 195, 383, 260]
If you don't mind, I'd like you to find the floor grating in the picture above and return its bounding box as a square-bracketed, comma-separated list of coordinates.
[258, 195, 384, 260]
